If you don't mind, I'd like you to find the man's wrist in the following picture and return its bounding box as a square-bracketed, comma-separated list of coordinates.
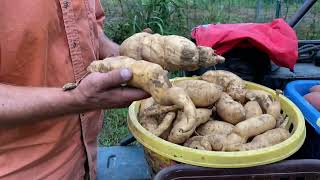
[61, 88, 92, 113]
[98, 31, 120, 59]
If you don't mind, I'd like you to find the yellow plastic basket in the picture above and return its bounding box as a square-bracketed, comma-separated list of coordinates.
[127, 77, 306, 170]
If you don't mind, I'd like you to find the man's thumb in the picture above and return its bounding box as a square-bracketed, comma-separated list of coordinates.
[96, 68, 133, 89]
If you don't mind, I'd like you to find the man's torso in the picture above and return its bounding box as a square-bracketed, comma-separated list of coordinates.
[0, 0, 104, 179]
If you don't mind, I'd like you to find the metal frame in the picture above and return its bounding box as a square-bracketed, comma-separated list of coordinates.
[288, 0, 318, 28]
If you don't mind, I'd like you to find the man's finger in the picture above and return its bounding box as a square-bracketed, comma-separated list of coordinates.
[108, 87, 151, 103]
[89, 68, 133, 90]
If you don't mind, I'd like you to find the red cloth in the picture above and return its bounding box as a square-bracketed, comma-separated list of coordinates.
[191, 18, 298, 71]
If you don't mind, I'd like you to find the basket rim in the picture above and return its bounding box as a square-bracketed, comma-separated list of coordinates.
[127, 77, 306, 168]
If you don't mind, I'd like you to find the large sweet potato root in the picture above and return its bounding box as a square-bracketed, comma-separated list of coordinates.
[87, 56, 197, 133]
[119, 32, 225, 71]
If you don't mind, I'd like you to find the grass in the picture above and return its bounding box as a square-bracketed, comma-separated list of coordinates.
[98, 0, 320, 147]
[98, 108, 130, 146]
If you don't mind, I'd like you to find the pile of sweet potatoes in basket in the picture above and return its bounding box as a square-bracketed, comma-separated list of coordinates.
[87, 32, 291, 152]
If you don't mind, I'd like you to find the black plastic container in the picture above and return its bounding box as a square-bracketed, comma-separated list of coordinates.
[154, 159, 320, 180]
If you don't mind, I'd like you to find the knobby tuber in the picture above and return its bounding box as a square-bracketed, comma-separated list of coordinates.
[142, 104, 179, 117]
[173, 80, 223, 107]
[266, 90, 282, 119]
[246, 90, 273, 112]
[151, 112, 176, 137]
[216, 92, 246, 125]
[168, 108, 212, 144]
[119, 32, 225, 71]
[87, 56, 197, 133]
[139, 97, 158, 132]
[197, 120, 234, 136]
[232, 114, 276, 142]
[201, 70, 247, 103]
[139, 98, 176, 136]
[244, 101, 263, 119]
[184, 136, 203, 147]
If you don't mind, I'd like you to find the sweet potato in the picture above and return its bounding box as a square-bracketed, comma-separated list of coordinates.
[173, 80, 223, 107]
[139, 97, 155, 115]
[87, 56, 197, 132]
[224, 128, 291, 151]
[232, 114, 276, 142]
[168, 108, 212, 144]
[310, 85, 320, 92]
[139, 98, 158, 131]
[184, 134, 225, 151]
[151, 112, 176, 137]
[244, 101, 263, 119]
[141, 104, 179, 117]
[304, 92, 320, 111]
[278, 117, 289, 129]
[216, 93, 246, 125]
[266, 90, 282, 119]
[189, 141, 207, 150]
[246, 90, 273, 112]
[183, 136, 211, 151]
[201, 70, 247, 103]
[197, 120, 234, 136]
[199, 135, 213, 150]
[275, 114, 285, 128]
[119, 32, 225, 71]
[139, 98, 176, 136]
[202, 133, 243, 151]
[183, 136, 203, 147]
[159, 122, 173, 140]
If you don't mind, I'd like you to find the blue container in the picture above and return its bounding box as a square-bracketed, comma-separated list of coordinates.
[284, 80, 320, 159]
[97, 145, 151, 180]
[284, 80, 320, 135]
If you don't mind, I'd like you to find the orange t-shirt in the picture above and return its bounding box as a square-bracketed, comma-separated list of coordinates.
[0, 0, 106, 179]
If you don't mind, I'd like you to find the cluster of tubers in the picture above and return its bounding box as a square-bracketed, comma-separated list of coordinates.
[137, 75, 291, 152]
[87, 32, 291, 152]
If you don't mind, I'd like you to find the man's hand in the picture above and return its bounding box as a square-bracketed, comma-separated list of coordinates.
[73, 68, 150, 110]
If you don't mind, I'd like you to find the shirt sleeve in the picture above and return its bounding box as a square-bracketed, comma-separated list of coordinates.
[95, 0, 106, 32]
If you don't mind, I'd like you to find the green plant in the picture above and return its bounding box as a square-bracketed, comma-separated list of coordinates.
[104, 0, 189, 44]
[98, 108, 129, 146]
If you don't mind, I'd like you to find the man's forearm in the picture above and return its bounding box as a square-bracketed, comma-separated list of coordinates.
[0, 69, 150, 127]
[0, 84, 86, 126]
